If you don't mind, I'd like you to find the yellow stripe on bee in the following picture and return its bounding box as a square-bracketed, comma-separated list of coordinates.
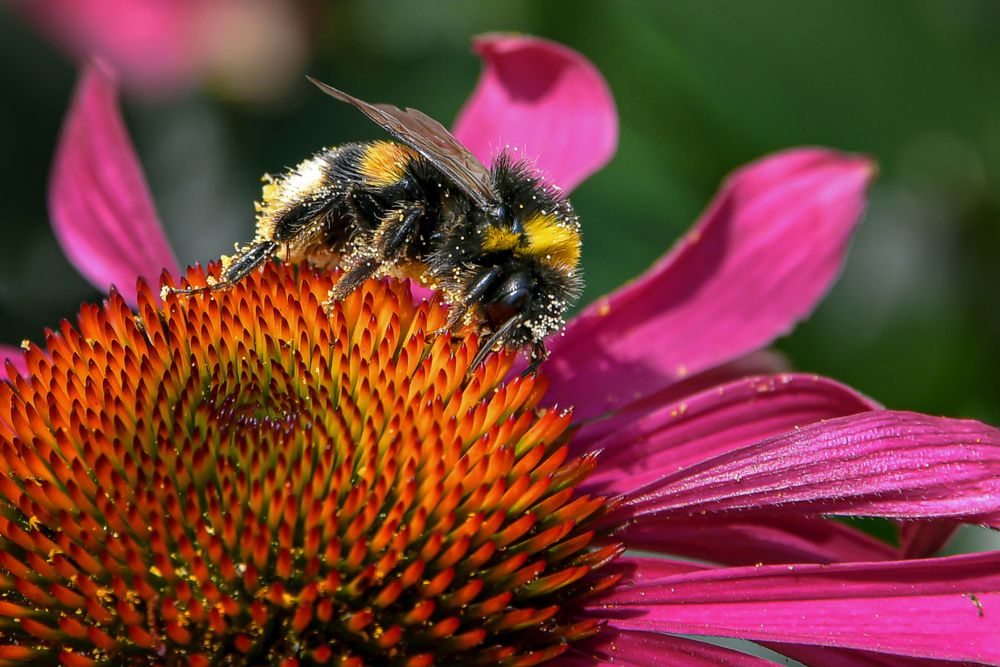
[359, 141, 416, 187]
[482, 226, 522, 252]
[521, 213, 581, 268]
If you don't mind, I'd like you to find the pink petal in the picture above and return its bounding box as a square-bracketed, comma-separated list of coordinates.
[619, 516, 897, 566]
[581, 374, 878, 494]
[0, 345, 28, 378]
[603, 411, 1000, 529]
[49, 61, 180, 308]
[408, 280, 436, 303]
[561, 629, 780, 666]
[452, 33, 617, 191]
[16, 0, 200, 95]
[545, 148, 875, 422]
[591, 552, 1000, 663]
[571, 349, 791, 448]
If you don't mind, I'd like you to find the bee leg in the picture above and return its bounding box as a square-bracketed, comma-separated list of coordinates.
[172, 241, 277, 295]
[467, 315, 522, 376]
[376, 204, 425, 258]
[220, 241, 280, 284]
[521, 342, 549, 377]
[438, 266, 501, 335]
[328, 204, 424, 304]
[274, 197, 337, 241]
[328, 258, 380, 302]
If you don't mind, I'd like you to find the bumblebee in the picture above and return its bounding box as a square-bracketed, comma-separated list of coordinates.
[179, 78, 583, 372]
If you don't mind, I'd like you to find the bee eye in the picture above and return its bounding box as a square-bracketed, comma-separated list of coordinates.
[487, 287, 530, 325]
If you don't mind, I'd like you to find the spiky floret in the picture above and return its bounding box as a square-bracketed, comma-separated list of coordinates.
[0, 264, 620, 665]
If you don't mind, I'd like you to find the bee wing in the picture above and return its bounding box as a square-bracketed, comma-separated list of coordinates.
[308, 77, 497, 210]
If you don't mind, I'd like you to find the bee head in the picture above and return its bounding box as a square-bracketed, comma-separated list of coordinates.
[428, 152, 583, 358]
[476, 256, 582, 354]
[484, 272, 532, 329]
[462, 156, 584, 352]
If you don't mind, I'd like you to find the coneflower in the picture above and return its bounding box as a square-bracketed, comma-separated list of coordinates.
[1, 265, 622, 665]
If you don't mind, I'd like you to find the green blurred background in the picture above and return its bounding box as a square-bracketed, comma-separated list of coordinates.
[1, 0, 998, 434]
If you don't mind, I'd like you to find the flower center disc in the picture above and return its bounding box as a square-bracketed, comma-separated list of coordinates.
[0, 264, 619, 666]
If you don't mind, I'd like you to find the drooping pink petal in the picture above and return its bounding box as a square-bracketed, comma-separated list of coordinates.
[898, 520, 960, 558]
[591, 553, 1000, 663]
[580, 374, 878, 494]
[545, 148, 875, 422]
[0, 345, 28, 378]
[618, 515, 897, 566]
[560, 629, 780, 666]
[602, 411, 1000, 530]
[452, 33, 617, 191]
[15, 0, 200, 96]
[49, 61, 180, 308]
[769, 644, 983, 667]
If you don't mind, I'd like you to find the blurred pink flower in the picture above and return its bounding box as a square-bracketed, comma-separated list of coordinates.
[10, 34, 1000, 665]
[14, 0, 307, 100]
